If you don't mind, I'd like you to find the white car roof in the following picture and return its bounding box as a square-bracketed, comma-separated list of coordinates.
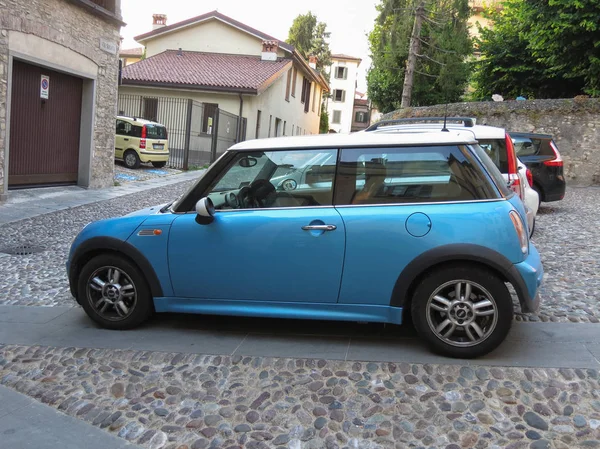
[116, 115, 165, 126]
[230, 130, 478, 151]
[371, 123, 506, 140]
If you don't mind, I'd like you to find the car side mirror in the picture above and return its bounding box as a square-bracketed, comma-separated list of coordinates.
[195, 197, 215, 225]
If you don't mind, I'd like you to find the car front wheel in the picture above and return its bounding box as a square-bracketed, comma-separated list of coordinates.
[411, 265, 513, 358]
[77, 254, 153, 330]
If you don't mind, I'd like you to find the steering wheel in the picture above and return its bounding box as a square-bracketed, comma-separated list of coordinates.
[237, 186, 258, 209]
[249, 179, 276, 208]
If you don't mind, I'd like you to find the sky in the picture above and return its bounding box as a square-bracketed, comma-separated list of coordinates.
[119, 0, 380, 93]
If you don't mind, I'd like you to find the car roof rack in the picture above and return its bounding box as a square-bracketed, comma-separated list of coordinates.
[365, 117, 476, 131]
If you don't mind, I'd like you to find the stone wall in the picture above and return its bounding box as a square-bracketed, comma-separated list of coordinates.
[383, 98, 600, 185]
[0, 0, 122, 198]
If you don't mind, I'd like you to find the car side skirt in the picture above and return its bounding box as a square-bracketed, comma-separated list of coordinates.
[153, 298, 404, 325]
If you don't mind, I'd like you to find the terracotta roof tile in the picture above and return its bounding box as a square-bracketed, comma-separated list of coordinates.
[122, 50, 292, 93]
[120, 47, 144, 57]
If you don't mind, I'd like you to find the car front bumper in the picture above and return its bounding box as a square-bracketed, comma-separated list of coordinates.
[512, 243, 543, 313]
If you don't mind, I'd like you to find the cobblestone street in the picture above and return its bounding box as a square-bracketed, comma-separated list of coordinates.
[2, 344, 600, 449]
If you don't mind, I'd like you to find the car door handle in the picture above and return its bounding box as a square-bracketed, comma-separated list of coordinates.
[124, 138, 129, 141]
[302, 224, 337, 231]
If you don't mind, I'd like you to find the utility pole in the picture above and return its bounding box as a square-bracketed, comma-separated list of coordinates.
[401, 1, 425, 108]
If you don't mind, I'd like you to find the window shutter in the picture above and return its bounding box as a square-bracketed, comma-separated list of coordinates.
[341, 91, 346, 103]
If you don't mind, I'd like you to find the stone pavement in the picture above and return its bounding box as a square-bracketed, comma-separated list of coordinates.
[0, 384, 141, 449]
[1, 305, 599, 369]
[0, 169, 204, 225]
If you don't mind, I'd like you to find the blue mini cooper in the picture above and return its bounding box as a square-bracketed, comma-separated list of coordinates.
[67, 131, 543, 358]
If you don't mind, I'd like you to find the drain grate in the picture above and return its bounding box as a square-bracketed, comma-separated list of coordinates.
[0, 244, 45, 256]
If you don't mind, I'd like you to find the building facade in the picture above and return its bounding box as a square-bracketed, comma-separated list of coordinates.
[326, 54, 361, 134]
[0, 0, 124, 200]
[119, 11, 329, 142]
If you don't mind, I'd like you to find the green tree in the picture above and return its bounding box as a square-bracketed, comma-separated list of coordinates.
[287, 12, 332, 71]
[474, 0, 600, 99]
[319, 103, 329, 133]
[367, 0, 473, 113]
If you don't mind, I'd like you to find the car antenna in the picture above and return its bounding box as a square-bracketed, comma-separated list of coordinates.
[441, 103, 449, 132]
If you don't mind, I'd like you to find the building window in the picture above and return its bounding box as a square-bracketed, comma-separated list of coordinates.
[142, 97, 158, 121]
[332, 90, 346, 102]
[285, 69, 292, 102]
[275, 118, 282, 137]
[334, 66, 348, 80]
[302, 80, 312, 113]
[283, 121, 287, 136]
[268, 115, 272, 137]
[291, 68, 298, 97]
[355, 111, 368, 123]
[256, 110, 262, 139]
[332, 110, 342, 124]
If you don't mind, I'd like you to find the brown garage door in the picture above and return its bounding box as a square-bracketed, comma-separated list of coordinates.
[9, 60, 83, 187]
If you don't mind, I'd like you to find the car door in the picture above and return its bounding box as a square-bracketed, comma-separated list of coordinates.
[168, 148, 345, 303]
[333, 145, 498, 306]
[115, 120, 129, 159]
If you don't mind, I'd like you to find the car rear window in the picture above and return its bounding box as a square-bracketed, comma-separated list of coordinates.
[478, 139, 508, 174]
[512, 135, 555, 157]
[335, 145, 499, 205]
[470, 144, 512, 197]
[145, 124, 167, 140]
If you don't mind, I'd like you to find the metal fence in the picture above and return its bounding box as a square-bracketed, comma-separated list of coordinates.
[117, 94, 247, 170]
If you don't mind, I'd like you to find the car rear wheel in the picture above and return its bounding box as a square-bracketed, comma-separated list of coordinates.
[151, 161, 167, 168]
[77, 254, 153, 330]
[124, 150, 141, 169]
[411, 265, 513, 358]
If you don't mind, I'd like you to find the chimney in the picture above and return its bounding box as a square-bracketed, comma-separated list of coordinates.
[261, 40, 279, 61]
[152, 14, 167, 30]
[309, 55, 318, 69]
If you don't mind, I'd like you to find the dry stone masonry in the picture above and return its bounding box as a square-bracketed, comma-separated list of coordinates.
[384, 98, 600, 186]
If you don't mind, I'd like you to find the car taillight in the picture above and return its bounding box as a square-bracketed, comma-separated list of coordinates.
[140, 125, 147, 149]
[509, 210, 528, 254]
[526, 168, 533, 187]
[544, 141, 563, 167]
[505, 134, 522, 199]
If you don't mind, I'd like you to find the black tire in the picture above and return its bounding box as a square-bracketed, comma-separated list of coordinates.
[77, 254, 153, 330]
[124, 150, 141, 169]
[411, 265, 513, 358]
[151, 161, 167, 168]
[530, 217, 536, 238]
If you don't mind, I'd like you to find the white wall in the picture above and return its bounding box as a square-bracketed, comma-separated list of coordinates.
[245, 64, 322, 140]
[326, 59, 360, 133]
[144, 19, 286, 58]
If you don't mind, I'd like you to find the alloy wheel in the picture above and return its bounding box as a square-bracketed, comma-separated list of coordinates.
[125, 153, 137, 168]
[86, 266, 137, 321]
[426, 280, 498, 347]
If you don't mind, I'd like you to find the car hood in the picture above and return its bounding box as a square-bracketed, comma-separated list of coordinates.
[125, 203, 169, 217]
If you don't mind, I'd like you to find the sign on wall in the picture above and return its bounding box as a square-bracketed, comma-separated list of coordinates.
[100, 38, 118, 55]
[40, 75, 50, 99]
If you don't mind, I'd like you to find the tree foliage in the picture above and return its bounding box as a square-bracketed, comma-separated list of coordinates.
[473, 0, 600, 99]
[367, 0, 473, 113]
[287, 12, 332, 71]
[319, 103, 329, 133]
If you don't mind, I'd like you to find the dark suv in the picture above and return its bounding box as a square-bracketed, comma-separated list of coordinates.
[510, 132, 566, 204]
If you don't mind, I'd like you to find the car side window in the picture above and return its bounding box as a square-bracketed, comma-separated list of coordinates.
[335, 146, 498, 205]
[116, 120, 129, 136]
[205, 149, 338, 210]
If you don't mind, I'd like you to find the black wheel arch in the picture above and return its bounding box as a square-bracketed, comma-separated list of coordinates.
[69, 236, 163, 302]
[391, 244, 531, 312]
